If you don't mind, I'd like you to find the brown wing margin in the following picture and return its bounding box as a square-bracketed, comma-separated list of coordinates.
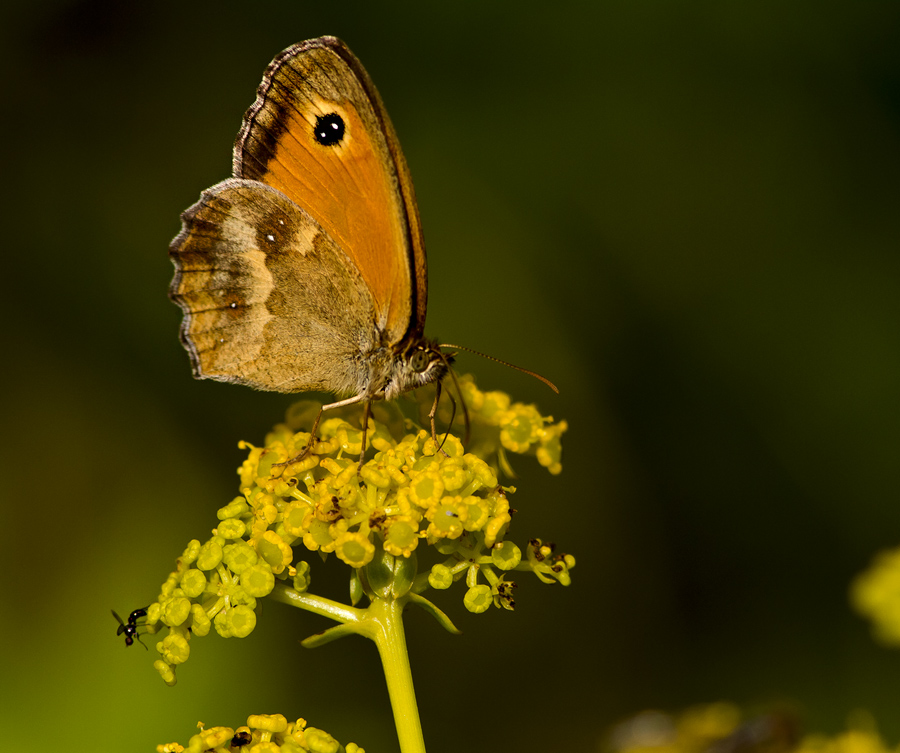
[233, 36, 429, 343]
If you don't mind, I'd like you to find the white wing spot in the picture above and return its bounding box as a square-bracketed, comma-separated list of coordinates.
[266, 233, 275, 242]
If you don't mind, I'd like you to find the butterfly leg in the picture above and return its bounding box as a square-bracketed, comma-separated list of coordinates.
[357, 400, 373, 472]
[427, 380, 451, 458]
[274, 394, 367, 471]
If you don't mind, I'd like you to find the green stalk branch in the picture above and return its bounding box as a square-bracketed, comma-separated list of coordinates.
[357, 597, 425, 753]
[269, 581, 364, 624]
[270, 582, 425, 753]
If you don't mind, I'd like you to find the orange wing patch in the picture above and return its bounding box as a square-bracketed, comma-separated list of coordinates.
[235, 41, 415, 344]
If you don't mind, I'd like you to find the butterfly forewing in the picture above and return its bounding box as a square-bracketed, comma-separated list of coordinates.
[233, 37, 427, 343]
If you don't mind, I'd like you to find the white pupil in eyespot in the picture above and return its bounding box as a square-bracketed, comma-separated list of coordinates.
[314, 113, 345, 146]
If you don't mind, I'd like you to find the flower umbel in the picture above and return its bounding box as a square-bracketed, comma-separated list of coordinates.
[141, 376, 572, 692]
[852, 545, 900, 646]
[157, 715, 364, 753]
[609, 704, 891, 753]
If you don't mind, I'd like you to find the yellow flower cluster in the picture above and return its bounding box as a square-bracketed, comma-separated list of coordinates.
[157, 714, 363, 753]
[433, 374, 567, 476]
[140, 377, 570, 685]
[234, 375, 565, 570]
[609, 703, 745, 753]
[851, 545, 900, 645]
[798, 727, 899, 753]
[241, 416, 511, 569]
[609, 704, 894, 753]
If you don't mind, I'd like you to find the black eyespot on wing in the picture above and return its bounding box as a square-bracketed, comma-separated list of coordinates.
[314, 113, 345, 146]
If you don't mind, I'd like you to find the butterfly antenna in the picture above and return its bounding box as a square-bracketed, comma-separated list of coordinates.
[440, 353, 471, 445]
[439, 344, 559, 394]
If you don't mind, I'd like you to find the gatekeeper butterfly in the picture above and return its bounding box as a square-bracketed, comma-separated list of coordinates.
[169, 36, 553, 459]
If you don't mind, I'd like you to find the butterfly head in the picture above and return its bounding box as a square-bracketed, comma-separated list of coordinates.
[385, 339, 450, 400]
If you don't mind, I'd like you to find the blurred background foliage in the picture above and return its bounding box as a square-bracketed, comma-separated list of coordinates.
[2, 1, 899, 751]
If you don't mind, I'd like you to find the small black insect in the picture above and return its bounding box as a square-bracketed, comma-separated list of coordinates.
[230, 730, 252, 748]
[126, 606, 148, 623]
[112, 606, 149, 650]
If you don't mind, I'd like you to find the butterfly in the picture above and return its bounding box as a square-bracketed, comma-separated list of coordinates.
[169, 37, 450, 455]
[170, 37, 555, 462]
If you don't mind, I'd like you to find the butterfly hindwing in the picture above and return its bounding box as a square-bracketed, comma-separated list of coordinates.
[169, 178, 379, 394]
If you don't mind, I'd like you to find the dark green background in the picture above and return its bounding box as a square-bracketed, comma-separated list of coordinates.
[3, 2, 900, 751]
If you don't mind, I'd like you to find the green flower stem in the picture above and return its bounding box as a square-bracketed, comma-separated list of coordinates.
[269, 581, 364, 624]
[357, 596, 425, 753]
[269, 582, 426, 753]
